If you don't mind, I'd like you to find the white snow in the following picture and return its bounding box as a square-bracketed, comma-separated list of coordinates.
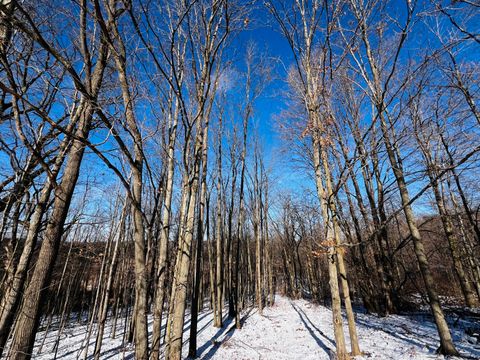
[27, 296, 479, 359]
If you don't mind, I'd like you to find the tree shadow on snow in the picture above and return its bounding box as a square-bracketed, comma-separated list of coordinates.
[355, 313, 480, 358]
[291, 302, 335, 355]
[196, 308, 254, 360]
[354, 316, 433, 350]
[183, 310, 214, 335]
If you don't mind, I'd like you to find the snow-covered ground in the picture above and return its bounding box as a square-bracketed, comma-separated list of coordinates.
[28, 296, 479, 359]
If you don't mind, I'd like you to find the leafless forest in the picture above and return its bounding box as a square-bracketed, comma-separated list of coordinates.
[0, 0, 479, 359]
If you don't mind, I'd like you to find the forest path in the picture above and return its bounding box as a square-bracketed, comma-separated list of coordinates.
[192, 296, 478, 360]
[30, 296, 479, 359]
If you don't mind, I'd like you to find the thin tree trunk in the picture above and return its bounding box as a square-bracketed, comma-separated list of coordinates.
[94, 200, 127, 359]
[214, 131, 224, 327]
[253, 147, 263, 315]
[418, 138, 478, 307]
[165, 103, 210, 358]
[103, 5, 149, 355]
[379, 111, 458, 355]
[447, 181, 480, 298]
[312, 144, 347, 360]
[151, 96, 180, 360]
[321, 148, 361, 356]
[188, 98, 211, 357]
[165, 158, 202, 360]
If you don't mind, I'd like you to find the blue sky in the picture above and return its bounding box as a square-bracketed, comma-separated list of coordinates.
[2, 0, 479, 219]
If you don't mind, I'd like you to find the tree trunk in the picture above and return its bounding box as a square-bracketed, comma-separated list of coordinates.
[312, 144, 347, 360]
[419, 138, 478, 307]
[379, 112, 458, 355]
[8, 103, 96, 359]
[214, 134, 224, 327]
[151, 97, 180, 360]
[94, 200, 127, 359]
[321, 148, 361, 356]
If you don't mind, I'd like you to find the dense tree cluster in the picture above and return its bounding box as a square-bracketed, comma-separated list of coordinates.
[0, 0, 479, 359]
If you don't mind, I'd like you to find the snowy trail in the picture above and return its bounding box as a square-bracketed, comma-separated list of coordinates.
[29, 296, 479, 359]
